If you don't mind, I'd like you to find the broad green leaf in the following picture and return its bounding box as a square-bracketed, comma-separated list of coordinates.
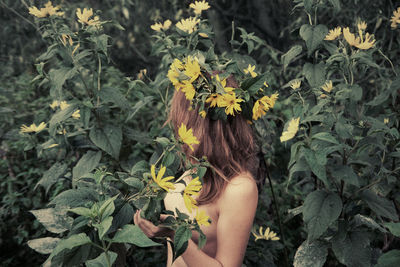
[89, 125, 122, 160]
[48, 67, 77, 98]
[282, 45, 302, 70]
[303, 190, 342, 240]
[49, 104, 76, 135]
[155, 137, 171, 147]
[361, 190, 398, 221]
[332, 231, 371, 267]
[125, 96, 154, 122]
[130, 160, 149, 176]
[72, 151, 102, 182]
[294, 240, 328, 267]
[376, 250, 400, 267]
[174, 226, 192, 259]
[331, 165, 360, 187]
[247, 74, 269, 95]
[299, 24, 328, 56]
[99, 195, 118, 219]
[95, 216, 113, 240]
[36, 162, 68, 194]
[124, 177, 144, 191]
[303, 62, 326, 88]
[49, 233, 91, 261]
[162, 151, 175, 167]
[383, 222, 400, 237]
[68, 207, 92, 218]
[303, 0, 314, 13]
[28, 237, 60, 254]
[30, 208, 73, 234]
[50, 188, 99, 208]
[302, 148, 330, 188]
[109, 203, 134, 233]
[85, 251, 117, 267]
[112, 224, 161, 247]
[311, 132, 339, 144]
[99, 86, 130, 110]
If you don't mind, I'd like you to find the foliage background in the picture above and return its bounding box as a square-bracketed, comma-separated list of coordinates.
[0, 0, 399, 266]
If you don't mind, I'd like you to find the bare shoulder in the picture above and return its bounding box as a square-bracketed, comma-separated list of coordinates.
[220, 173, 258, 205]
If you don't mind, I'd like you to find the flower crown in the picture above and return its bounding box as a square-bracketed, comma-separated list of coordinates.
[167, 56, 279, 122]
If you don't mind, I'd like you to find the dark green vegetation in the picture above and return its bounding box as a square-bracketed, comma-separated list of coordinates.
[0, 0, 399, 266]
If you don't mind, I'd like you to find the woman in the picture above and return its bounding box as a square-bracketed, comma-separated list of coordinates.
[134, 83, 264, 266]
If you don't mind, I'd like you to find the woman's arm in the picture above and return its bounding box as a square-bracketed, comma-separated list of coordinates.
[134, 175, 258, 267]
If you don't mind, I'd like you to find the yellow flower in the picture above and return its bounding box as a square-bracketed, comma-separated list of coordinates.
[167, 59, 184, 86]
[151, 165, 176, 192]
[151, 19, 172, 32]
[176, 17, 200, 34]
[50, 100, 60, 110]
[205, 93, 224, 107]
[20, 122, 46, 133]
[384, 118, 389, 124]
[252, 100, 268, 121]
[343, 27, 360, 47]
[220, 93, 244, 116]
[72, 110, 81, 119]
[215, 75, 234, 93]
[178, 123, 200, 151]
[181, 81, 196, 100]
[199, 110, 206, 118]
[183, 193, 198, 213]
[60, 34, 73, 47]
[355, 32, 375, 50]
[263, 81, 269, 88]
[243, 64, 257, 78]
[59, 101, 70, 110]
[28, 1, 64, 18]
[198, 32, 209, 38]
[189, 0, 211, 15]
[280, 117, 300, 142]
[357, 21, 367, 31]
[184, 56, 201, 82]
[76, 8, 100, 26]
[47, 144, 59, 149]
[184, 177, 202, 195]
[390, 7, 400, 29]
[290, 80, 301, 90]
[195, 209, 211, 226]
[325, 26, 342, 41]
[252, 226, 280, 241]
[321, 80, 333, 93]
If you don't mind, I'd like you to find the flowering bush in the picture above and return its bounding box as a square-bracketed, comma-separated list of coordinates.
[1, 0, 399, 266]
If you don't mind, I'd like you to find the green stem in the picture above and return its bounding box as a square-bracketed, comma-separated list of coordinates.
[97, 54, 102, 107]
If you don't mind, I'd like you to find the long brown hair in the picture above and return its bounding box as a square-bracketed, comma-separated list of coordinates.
[168, 86, 264, 204]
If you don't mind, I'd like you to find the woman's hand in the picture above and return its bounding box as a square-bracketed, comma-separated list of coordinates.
[133, 210, 174, 239]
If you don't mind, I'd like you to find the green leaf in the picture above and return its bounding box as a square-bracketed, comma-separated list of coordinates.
[331, 165, 360, 187]
[99, 86, 130, 110]
[327, 0, 341, 13]
[112, 224, 161, 247]
[311, 132, 339, 144]
[50, 188, 99, 208]
[282, 45, 302, 71]
[299, 24, 328, 56]
[30, 208, 73, 234]
[28, 237, 60, 254]
[85, 251, 117, 267]
[89, 125, 122, 160]
[361, 190, 398, 221]
[332, 231, 371, 267]
[353, 214, 387, 233]
[246, 74, 268, 95]
[174, 226, 192, 259]
[303, 0, 314, 13]
[376, 250, 400, 267]
[48, 67, 77, 98]
[130, 160, 149, 176]
[125, 96, 154, 122]
[68, 207, 92, 218]
[303, 190, 342, 240]
[72, 151, 102, 182]
[302, 148, 330, 188]
[95, 216, 113, 240]
[303, 62, 326, 88]
[49, 104, 76, 135]
[99, 195, 118, 219]
[124, 177, 144, 191]
[36, 162, 68, 194]
[383, 222, 400, 237]
[155, 137, 171, 147]
[49, 233, 92, 261]
[294, 240, 328, 267]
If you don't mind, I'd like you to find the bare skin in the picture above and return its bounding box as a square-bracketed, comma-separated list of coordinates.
[134, 173, 258, 267]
